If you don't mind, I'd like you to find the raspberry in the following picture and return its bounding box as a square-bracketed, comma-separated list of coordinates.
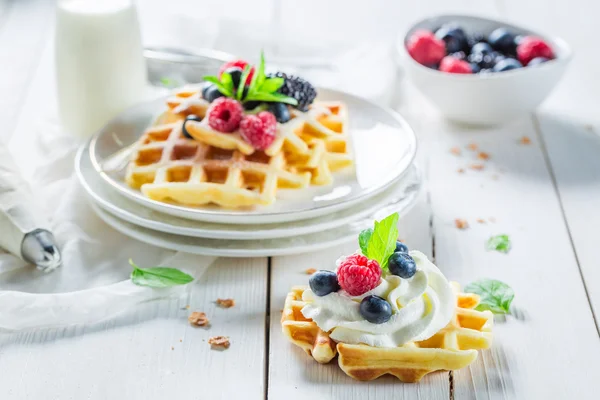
[439, 56, 473, 74]
[218, 60, 255, 85]
[207, 98, 243, 133]
[406, 30, 446, 66]
[337, 254, 382, 296]
[239, 111, 277, 150]
[517, 36, 554, 66]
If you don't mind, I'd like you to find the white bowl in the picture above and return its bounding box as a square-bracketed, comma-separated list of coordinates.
[399, 15, 572, 125]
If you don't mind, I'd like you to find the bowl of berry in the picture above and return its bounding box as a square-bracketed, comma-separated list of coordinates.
[400, 15, 572, 125]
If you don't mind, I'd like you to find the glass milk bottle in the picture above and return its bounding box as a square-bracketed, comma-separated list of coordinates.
[55, 0, 147, 139]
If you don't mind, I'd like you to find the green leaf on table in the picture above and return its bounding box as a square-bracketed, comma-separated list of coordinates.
[129, 259, 194, 288]
[159, 77, 179, 88]
[366, 212, 399, 269]
[486, 234, 511, 253]
[464, 279, 514, 314]
[358, 228, 373, 257]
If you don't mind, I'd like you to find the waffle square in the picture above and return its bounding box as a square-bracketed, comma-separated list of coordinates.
[281, 282, 493, 382]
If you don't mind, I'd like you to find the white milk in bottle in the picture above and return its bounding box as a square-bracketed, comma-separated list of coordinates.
[55, 0, 147, 138]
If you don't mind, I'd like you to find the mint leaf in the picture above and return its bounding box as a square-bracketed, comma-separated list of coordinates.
[260, 77, 284, 93]
[203, 75, 233, 97]
[366, 213, 399, 269]
[255, 51, 266, 91]
[220, 72, 234, 94]
[129, 259, 194, 288]
[245, 91, 298, 106]
[464, 279, 514, 314]
[486, 234, 511, 253]
[236, 65, 251, 101]
[358, 228, 373, 256]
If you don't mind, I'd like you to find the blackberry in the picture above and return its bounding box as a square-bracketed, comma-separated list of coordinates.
[267, 72, 316, 111]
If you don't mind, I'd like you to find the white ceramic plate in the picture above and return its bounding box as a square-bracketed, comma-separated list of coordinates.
[90, 184, 421, 257]
[77, 144, 422, 240]
[88, 88, 417, 224]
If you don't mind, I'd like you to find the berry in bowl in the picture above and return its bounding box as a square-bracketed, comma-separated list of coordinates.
[399, 15, 572, 125]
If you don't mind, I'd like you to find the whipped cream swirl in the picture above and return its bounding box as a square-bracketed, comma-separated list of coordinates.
[301, 251, 455, 348]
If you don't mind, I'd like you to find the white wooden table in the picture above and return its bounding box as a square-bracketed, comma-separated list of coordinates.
[1, 0, 600, 398]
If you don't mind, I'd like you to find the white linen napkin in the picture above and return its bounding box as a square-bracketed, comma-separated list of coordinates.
[0, 119, 216, 331]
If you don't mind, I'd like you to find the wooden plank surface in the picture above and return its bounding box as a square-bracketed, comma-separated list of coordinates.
[0, 257, 269, 400]
[399, 87, 600, 398]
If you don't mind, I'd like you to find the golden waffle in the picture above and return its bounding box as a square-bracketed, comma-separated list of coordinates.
[281, 282, 493, 382]
[125, 122, 311, 208]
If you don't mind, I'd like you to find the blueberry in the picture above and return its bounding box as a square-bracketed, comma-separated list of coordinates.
[471, 42, 493, 55]
[309, 270, 340, 296]
[182, 114, 202, 139]
[268, 102, 291, 123]
[492, 58, 523, 72]
[387, 252, 417, 279]
[243, 101, 261, 110]
[359, 295, 392, 324]
[488, 28, 517, 54]
[528, 57, 549, 66]
[467, 32, 486, 49]
[470, 63, 481, 73]
[223, 66, 243, 88]
[394, 241, 409, 253]
[435, 24, 468, 53]
[201, 82, 212, 99]
[449, 51, 466, 61]
[204, 85, 225, 102]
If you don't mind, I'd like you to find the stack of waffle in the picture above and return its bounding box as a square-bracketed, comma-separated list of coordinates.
[125, 87, 353, 208]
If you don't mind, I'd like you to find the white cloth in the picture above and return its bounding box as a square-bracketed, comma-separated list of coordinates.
[0, 120, 216, 331]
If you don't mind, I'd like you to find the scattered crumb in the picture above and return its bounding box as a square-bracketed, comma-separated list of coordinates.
[179, 339, 183, 342]
[171, 346, 174, 351]
[467, 143, 478, 151]
[584, 124, 594, 132]
[305, 268, 316, 275]
[216, 298, 235, 308]
[477, 152, 490, 160]
[188, 311, 210, 327]
[470, 163, 485, 171]
[279, 309, 284, 313]
[476, 218, 486, 224]
[450, 147, 461, 155]
[489, 217, 496, 223]
[519, 136, 531, 145]
[398, 238, 405, 243]
[208, 336, 230, 349]
[457, 168, 465, 174]
[455, 219, 469, 230]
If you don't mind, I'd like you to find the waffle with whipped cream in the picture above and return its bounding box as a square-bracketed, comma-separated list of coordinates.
[282, 281, 493, 382]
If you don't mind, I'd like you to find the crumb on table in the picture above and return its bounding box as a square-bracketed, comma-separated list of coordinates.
[188, 311, 210, 327]
[455, 219, 469, 230]
[476, 218, 486, 224]
[477, 152, 490, 160]
[216, 298, 235, 308]
[457, 168, 465, 174]
[470, 163, 485, 171]
[305, 268, 317, 275]
[450, 147, 461, 155]
[467, 143, 478, 151]
[519, 136, 531, 145]
[208, 336, 230, 349]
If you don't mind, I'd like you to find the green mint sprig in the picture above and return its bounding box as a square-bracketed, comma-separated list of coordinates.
[464, 279, 514, 314]
[486, 234, 511, 253]
[159, 77, 179, 88]
[130, 259, 194, 288]
[358, 212, 399, 270]
[203, 51, 298, 106]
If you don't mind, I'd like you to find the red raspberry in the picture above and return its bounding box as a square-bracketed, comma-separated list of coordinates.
[406, 30, 446, 66]
[517, 36, 554, 66]
[439, 56, 473, 74]
[207, 98, 243, 133]
[239, 111, 277, 150]
[337, 254, 382, 296]
[218, 60, 255, 85]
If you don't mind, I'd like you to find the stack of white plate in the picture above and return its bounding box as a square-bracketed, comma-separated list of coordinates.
[75, 89, 421, 257]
